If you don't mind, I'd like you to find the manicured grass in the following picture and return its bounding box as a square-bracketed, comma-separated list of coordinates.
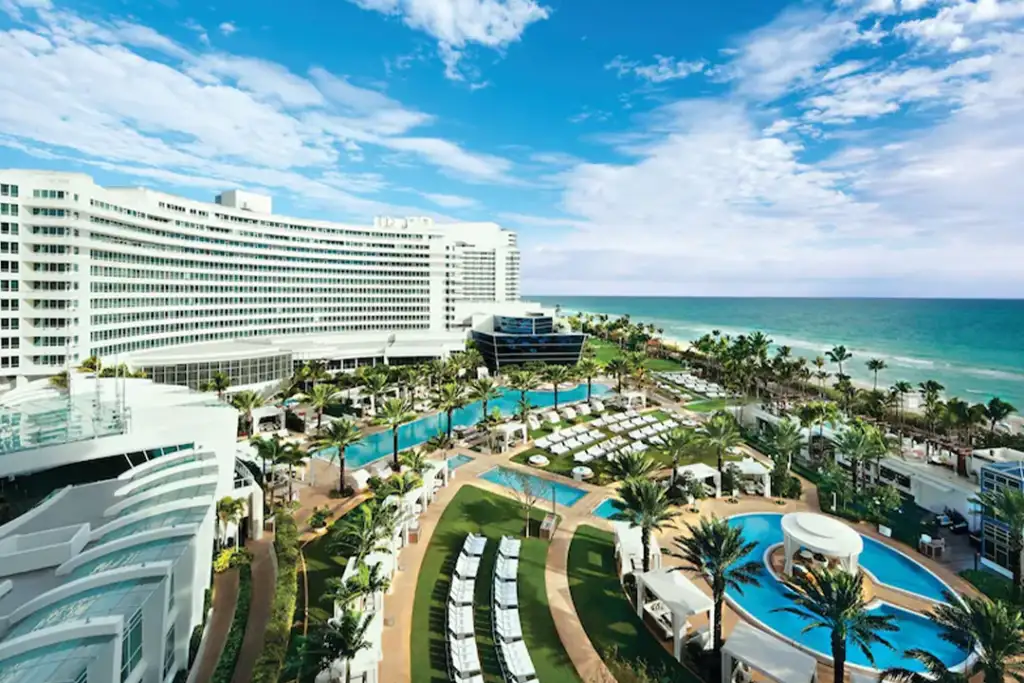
[567, 525, 704, 682]
[683, 399, 734, 413]
[411, 486, 580, 683]
[588, 338, 685, 371]
[960, 568, 1014, 602]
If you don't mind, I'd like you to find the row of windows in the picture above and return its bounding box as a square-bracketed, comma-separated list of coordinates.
[32, 189, 75, 199]
[141, 354, 293, 391]
[0, 299, 18, 311]
[31, 207, 69, 217]
[1, 281, 18, 292]
[0, 356, 20, 368]
[89, 281, 430, 296]
[32, 225, 75, 236]
[1, 338, 19, 349]
[0, 184, 18, 197]
[31, 355, 62, 365]
[0, 261, 18, 273]
[121, 609, 143, 682]
[0, 222, 17, 234]
[0, 203, 17, 216]
[28, 281, 77, 291]
[91, 304, 428, 325]
[90, 264, 429, 285]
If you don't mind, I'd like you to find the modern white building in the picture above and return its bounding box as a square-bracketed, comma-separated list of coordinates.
[0, 171, 521, 390]
[0, 377, 259, 683]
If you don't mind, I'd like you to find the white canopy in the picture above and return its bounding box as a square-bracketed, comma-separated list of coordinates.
[731, 457, 772, 498]
[676, 463, 722, 498]
[611, 520, 662, 577]
[636, 568, 714, 661]
[782, 512, 864, 576]
[492, 421, 528, 452]
[621, 390, 647, 408]
[721, 621, 817, 683]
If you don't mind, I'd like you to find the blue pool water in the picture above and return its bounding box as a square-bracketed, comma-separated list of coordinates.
[318, 383, 610, 468]
[592, 498, 619, 519]
[478, 467, 588, 507]
[726, 513, 967, 672]
[448, 454, 474, 470]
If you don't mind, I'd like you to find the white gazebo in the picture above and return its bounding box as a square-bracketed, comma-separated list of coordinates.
[731, 457, 771, 497]
[721, 621, 817, 683]
[676, 463, 722, 498]
[621, 390, 647, 409]
[781, 512, 864, 576]
[635, 568, 714, 661]
[421, 458, 450, 500]
[612, 520, 662, 577]
[491, 421, 528, 452]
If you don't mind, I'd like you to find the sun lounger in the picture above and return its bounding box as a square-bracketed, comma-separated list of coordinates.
[499, 536, 521, 559]
[495, 557, 519, 581]
[544, 411, 559, 423]
[464, 534, 487, 557]
[609, 423, 625, 434]
[450, 637, 482, 678]
[561, 408, 577, 420]
[494, 580, 518, 608]
[527, 417, 541, 431]
[571, 424, 588, 434]
[592, 417, 607, 427]
[535, 437, 550, 449]
[449, 576, 475, 605]
[577, 404, 592, 416]
[448, 604, 475, 637]
[591, 399, 605, 411]
[455, 553, 481, 579]
[574, 452, 594, 464]
[551, 443, 569, 455]
[494, 607, 523, 642]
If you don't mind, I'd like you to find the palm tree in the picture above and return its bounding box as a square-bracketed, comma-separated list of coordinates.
[866, 358, 887, 390]
[250, 434, 290, 509]
[834, 421, 872, 493]
[812, 356, 827, 396]
[661, 428, 695, 489]
[973, 487, 1024, 601]
[216, 496, 246, 548]
[424, 433, 454, 455]
[892, 380, 913, 442]
[796, 402, 821, 462]
[431, 383, 467, 440]
[611, 478, 678, 573]
[880, 649, 970, 683]
[467, 377, 501, 419]
[303, 359, 330, 388]
[274, 444, 307, 505]
[361, 371, 391, 416]
[232, 390, 265, 437]
[544, 365, 577, 410]
[506, 369, 539, 404]
[575, 358, 602, 402]
[674, 516, 761, 654]
[775, 565, 897, 683]
[49, 370, 69, 390]
[323, 562, 392, 612]
[202, 370, 231, 400]
[605, 358, 630, 393]
[919, 380, 945, 450]
[700, 412, 742, 477]
[77, 354, 102, 373]
[399, 448, 430, 477]
[329, 500, 398, 560]
[516, 396, 532, 421]
[606, 451, 655, 481]
[378, 397, 415, 470]
[311, 419, 363, 495]
[373, 470, 423, 499]
[984, 396, 1017, 434]
[768, 420, 803, 472]
[304, 383, 342, 430]
[301, 610, 373, 683]
[826, 345, 853, 378]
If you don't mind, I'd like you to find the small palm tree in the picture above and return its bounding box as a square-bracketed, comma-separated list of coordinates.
[300, 609, 373, 683]
[879, 649, 970, 683]
[674, 516, 761, 654]
[77, 354, 102, 373]
[250, 434, 290, 509]
[575, 357, 602, 402]
[605, 358, 630, 393]
[378, 397, 416, 470]
[865, 358, 887, 390]
[201, 370, 231, 400]
[49, 370, 69, 390]
[768, 420, 803, 472]
[323, 562, 392, 612]
[216, 496, 247, 548]
[984, 396, 1017, 434]
[700, 412, 742, 477]
[612, 478, 678, 572]
[544, 364, 577, 409]
[424, 433, 454, 455]
[374, 471, 422, 499]
[360, 371, 391, 415]
[231, 390, 265, 437]
[329, 501, 398, 560]
[431, 383, 467, 440]
[467, 377, 501, 419]
[516, 396, 532, 421]
[775, 564, 898, 683]
[973, 487, 1024, 602]
[506, 368, 539, 404]
[303, 383, 342, 430]
[826, 345, 853, 378]
[274, 444, 307, 505]
[606, 451, 655, 481]
[399, 448, 430, 476]
[661, 428, 695, 489]
[311, 419, 362, 495]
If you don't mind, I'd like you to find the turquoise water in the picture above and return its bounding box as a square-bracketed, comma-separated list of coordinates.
[321, 384, 610, 469]
[726, 513, 967, 672]
[536, 296, 1024, 406]
[448, 454, 474, 470]
[478, 466, 588, 507]
[592, 498, 619, 519]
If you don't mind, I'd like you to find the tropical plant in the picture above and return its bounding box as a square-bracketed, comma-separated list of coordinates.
[201, 370, 231, 399]
[274, 444, 307, 505]
[606, 450, 655, 481]
[371, 471, 423, 499]
[77, 354, 102, 373]
[360, 371, 391, 415]
[866, 358, 888, 390]
[700, 412, 742, 476]
[575, 357, 603, 402]
[424, 433, 455, 454]
[661, 428, 695, 489]
[775, 564, 897, 683]
[303, 383, 342, 430]
[611, 478, 678, 573]
[516, 396, 532, 420]
[506, 368, 540, 404]
[545, 364, 577, 410]
[834, 421, 872, 493]
[431, 383, 467, 440]
[973, 487, 1024, 602]
[323, 561, 392, 612]
[378, 397, 416, 470]
[605, 358, 630, 393]
[49, 370, 69, 390]
[399, 448, 430, 476]
[767, 420, 803, 472]
[329, 500, 398, 560]
[674, 516, 761, 654]
[878, 650, 970, 683]
[251, 434, 291, 509]
[298, 609, 373, 683]
[216, 496, 246, 548]
[826, 345, 853, 379]
[311, 419, 362, 495]
[467, 377, 501, 419]
[232, 390, 265, 437]
[984, 396, 1017, 434]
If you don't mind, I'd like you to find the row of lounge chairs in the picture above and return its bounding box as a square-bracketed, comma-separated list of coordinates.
[656, 371, 729, 399]
[492, 536, 538, 683]
[525, 399, 607, 431]
[447, 534, 487, 683]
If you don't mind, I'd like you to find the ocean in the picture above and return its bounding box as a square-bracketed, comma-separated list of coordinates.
[532, 296, 1024, 408]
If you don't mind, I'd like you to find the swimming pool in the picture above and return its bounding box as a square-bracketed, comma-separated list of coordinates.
[316, 383, 610, 469]
[592, 498, 619, 519]
[478, 467, 588, 507]
[726, 513, 967, 673]
[448, 454, 474, 470]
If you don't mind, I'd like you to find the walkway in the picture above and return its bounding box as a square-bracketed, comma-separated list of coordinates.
[191, 567, 239, 683]
[231, 538, 277, 683]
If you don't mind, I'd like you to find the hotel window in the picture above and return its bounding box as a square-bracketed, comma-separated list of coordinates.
[163, 624, 176, 679]
[120, 609, 144, 682]
[0, 184, 16, 197]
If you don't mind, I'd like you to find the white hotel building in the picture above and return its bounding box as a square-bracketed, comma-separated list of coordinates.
[0, 170, 523, 391]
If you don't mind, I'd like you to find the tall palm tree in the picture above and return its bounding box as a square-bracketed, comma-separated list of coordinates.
[516, 396, 532, 421]
[378, 397, 415, 470]
[796, 402, 821, 462]
[880, 650, 970, 683]
[973, 487, 1024, 602]
[467, 377, 501, 419]
[919, 380, 945, 454]
[202, 370, 231, 400]
[231, 390, 265, 437]
[301, 609, 373, 683]
[866, 358, 887, 390]
[303, 359, 330, 388]
[304, 383, 342, 430]
[662, 428, 696, 489]
[250, 434, 290, 509]
[275, 444, 307, 505]
[674, 516, 761, 654]
[606, 451, 655, 481]
[216, 496, 246, 548]
[984, 396, 1017, 434]
[611, 478, 678, 573]
[891, 380, 913, 442]
[544, 365, 577, 410]
[431, 383, 467, 440]
[361, 371, 391, 415]
[575, 358, 602, 402]
[834, 421, 871, 493]
[605, 358, 630, 393]
[768, 419, 803, 472]
[323, 562, 392, 612]
[812, 356, 827, 396]
[826, 345, 853, 379]
[506, 368, 539, 404]
[775, 564, 898, 683]
[311, 419, 363, 495]
[700, 412, 742, 477]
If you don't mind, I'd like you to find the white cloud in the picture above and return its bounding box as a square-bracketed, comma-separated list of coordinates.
[346, 0, 549, 80]
[219, 21, 237, 36]
[422, 192, 478, 207]
[605, 54, 706, 83]
[184, 19, 209, 45]
[896, 0, 1024, 50]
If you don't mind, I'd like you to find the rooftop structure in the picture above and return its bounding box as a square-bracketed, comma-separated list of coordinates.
[468, 303, 586, 372]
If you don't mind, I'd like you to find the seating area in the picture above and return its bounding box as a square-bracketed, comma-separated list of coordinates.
[447, 534, 487, 683]
[655, 371, 729, 399]
[530, 410, 686, 468]
[492, 536, 539, 683]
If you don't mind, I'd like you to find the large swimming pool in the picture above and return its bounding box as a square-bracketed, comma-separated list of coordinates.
[478, 466, 588, 507]
[317, 383, 610, 469]
[726, 513, 968, 673]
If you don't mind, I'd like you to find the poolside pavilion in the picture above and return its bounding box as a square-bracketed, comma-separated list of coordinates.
[612, 520, 662, 577]
[676, 462, 722, 498]
[781, 511, 864, 576]
[635, 568, 714, 661]
[721, 621, 818, 683]
[730, 457, 772, 497]
[491, 421, 528, 453]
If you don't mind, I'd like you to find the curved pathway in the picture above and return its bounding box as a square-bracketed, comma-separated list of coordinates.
[191, 567, 239, 683]
[231, 538, 276, 683]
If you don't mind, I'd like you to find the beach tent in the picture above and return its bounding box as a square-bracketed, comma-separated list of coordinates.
[721, 621, 817, 683]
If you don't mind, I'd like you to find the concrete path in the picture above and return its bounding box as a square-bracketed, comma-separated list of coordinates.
[191, 567, 239, 683]
[231, 538, 277, 683]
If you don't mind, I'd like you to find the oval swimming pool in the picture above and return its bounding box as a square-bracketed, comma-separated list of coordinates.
[317, 383, 610, 469]
[726, 513, 968, 673]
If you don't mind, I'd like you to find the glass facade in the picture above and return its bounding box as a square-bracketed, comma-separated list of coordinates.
[138, 353, 292, 390]
[472, 326, 585, 372]
[120, 610, 143, 682]
[980, 462, 1024, 572]
[493, 315, 554, 334]
[162, 624, 176, 680]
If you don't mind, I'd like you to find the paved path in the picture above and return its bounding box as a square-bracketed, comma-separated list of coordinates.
[191, 567, 239, 683]
[231, 538, 276, 683]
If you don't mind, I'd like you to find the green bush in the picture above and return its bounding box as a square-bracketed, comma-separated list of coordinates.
[251, 511, 300, 683]
[214, 546, 253, 573]
[211, 564, 253, 683]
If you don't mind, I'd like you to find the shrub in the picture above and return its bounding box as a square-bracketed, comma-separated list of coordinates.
[251, 511, 300, 683]
[213, 547, 253, 574]
[211, 563, 252, 683]
[309, 506, 331, 529]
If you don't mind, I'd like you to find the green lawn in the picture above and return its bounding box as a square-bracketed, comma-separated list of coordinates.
[960, 568, 1014, 602]
[567, 525, 705, 682]
[588, 338, 685, 371]
[683, 398, 736, 413]
[411, 486, 580, 683]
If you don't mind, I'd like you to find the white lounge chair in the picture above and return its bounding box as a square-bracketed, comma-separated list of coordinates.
[535, 437, 551, 449]
[561, 407, 577, 420]
[577, 404, 592, 416]
[499, 536, 521, 558]
[544, 411, 559, 423]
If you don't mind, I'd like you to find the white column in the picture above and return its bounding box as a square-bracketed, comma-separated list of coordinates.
[784, 533, 795, 576]
[720, 646, 731, 683]
[636, 577, 645, 617]
[673, 613, 683, 661]
[714, 473, 722, 498]
[707, 607, 715, 652]
[763, 473, 772, 498]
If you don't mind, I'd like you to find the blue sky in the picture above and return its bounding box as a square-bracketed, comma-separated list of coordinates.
[1, 0, 1023, 297]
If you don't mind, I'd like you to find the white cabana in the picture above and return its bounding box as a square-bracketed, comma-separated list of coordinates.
[422, 458, 450, 499]
[676, 463, 722, 498]
[636, 568, 714, 661]
[781, 512, 864, 576]
[621, 390, 647, 409]
[731, 457, 771, 497]
[612, 520, 662, 577]
[721, 621, 817, 683]
[491, 421, 528, 452]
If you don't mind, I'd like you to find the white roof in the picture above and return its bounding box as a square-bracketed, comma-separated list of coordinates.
[496, 421, 526, 434]
[723, 621, 817, 683]
[733, 457, 770, 476]
[782, 512, 863, 558]
[638, 568, 713, 617]
[611, 520, 660, 562]
[677, 463, 719, 481]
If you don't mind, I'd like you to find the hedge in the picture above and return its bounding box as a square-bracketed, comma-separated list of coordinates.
[212, 563, 253, 683]
[251, 511, 300, 683]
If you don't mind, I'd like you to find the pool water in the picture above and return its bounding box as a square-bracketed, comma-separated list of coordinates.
[448, 454, 474, 470]
[726, 513, 967, 672]
[592, 498, 619, 519]
[478, 466, 588, 507]
[319, 383, 610, 469]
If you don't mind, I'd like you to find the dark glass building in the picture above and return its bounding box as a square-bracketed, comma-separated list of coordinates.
[471, 314, 585, 372]
[980, 461, 1024, 576]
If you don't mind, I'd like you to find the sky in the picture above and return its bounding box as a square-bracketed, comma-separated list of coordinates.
[1, 0, 1023, 298]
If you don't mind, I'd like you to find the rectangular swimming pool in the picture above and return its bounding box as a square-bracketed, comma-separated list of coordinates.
[591, 498, 619, 519]
[448, 454, 474, 470]
[478, 467, 588, 507]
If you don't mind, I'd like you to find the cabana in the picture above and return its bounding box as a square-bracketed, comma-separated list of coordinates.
[612, 520, 661, 577]
[422, 458, 450, 498]
[491, 421, 528, 453]
[635, 568, 714, 661]
[781, 511, 864, 577]
[621, 390, 647, 409]
[731, 457, 771, 497]
[721, 621, 817, 683]
[676, 463, 721, 498]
